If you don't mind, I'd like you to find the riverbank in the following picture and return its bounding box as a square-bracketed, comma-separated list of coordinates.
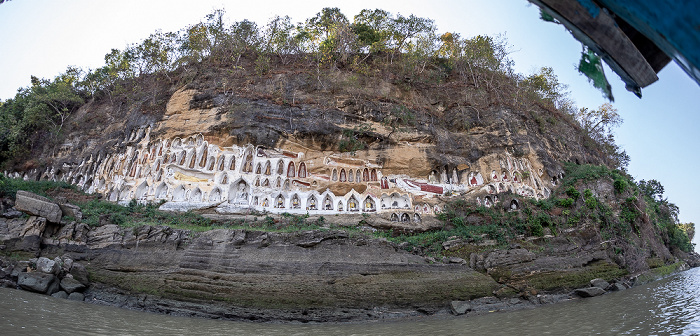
[1, 189, 698, 323]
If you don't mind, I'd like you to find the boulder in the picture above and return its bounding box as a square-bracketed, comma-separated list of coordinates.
[60, 277, 86, 294]
[450, 300, 472, 315]
[448, 257, 467, 264]
[70, 263, 89, 285]
[609, 283, 626, 291]
[590, 278, 610, 290]
[58, 203, 82, 221]
[574, 287, 606, 297]
[36, 257, 59, 274]
[14, 191, 62, 223]
[46, 278, 61, 295]
[21, 216, 47, 237]
[18, 272, 56, 293]
[484, 248, 536, 268]
[67, 292, 84, 301]
[61, 257, 73, 273]
[51, 291, 68, 299]
[1, 209, 23, 219]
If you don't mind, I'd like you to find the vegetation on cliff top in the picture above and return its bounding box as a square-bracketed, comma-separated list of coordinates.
[0, 8, 626, 171]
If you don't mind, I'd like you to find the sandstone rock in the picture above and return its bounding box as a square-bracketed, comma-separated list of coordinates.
[62, 257, 73, 273]
[442, 239, 466, 250]
[450, 300, 472, 315]
[70, 263, 89, 285]
[60, 277, 86, 294]
[21, 216, 47, 237]
[590, 278, 610, 290]
[36, 257, 59, 274]
[484, 248, 536, 269]
[2, 209, 23, 219]
[14, 191, 62, 223]
[609, 283, 626, 291]
[296, 231, 349, 248]
[46, 277, 61, 295]
[574, 287, 605, 297]
[51, 291, 68, 299]
[448, 257, 466, 264]
[86, 224, 123, 248]
[58, 203, 82, 221]
[67, 292, 85, 301]
[18, 272, 56, 293]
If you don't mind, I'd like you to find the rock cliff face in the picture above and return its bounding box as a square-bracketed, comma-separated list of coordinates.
[2, 190, 696, 322]
[2, 63, 694, 321]
[6, 66, 600, 226]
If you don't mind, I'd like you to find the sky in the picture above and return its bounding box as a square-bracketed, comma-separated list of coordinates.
[1, 0, 699, 248]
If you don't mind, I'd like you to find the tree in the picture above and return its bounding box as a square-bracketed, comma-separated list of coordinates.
[306, 7, 348, 41]
[24, 74, 84, 134]
[523, 66, 568, 106]
[352, 9, 392, 54]
[638, 179, 665, 201]
[679, 222, 695, 243]
[574, 103, 622, 141]
[388, 14, 435, 63]
[264, 15, 297, 64]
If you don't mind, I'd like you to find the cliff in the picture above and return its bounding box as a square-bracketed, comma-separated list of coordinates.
[0, 40, 696, 322]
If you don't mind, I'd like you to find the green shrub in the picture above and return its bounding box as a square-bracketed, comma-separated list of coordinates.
[565, 186, 580, 199]
[614, 178, 627, 194]
[556, 198, 574, 207]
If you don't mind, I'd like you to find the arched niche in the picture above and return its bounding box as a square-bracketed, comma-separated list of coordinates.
[209, 188, 222, 202]
[228, 180, 250, 205]
[155, 183, 168, 199]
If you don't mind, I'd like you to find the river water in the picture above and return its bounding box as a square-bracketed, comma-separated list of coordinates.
[2, 268, 700, 336]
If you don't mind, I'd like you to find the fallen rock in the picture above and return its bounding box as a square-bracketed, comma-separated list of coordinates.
[448, 257, 467, 264]
[590, 278, 610, 290]
[574, 287, 606, 297]
[18, 272, 56, 293]
[60, 277, 86, 294]
[21, 216, 47, 237]
[2, 209, 23, 219]
[609, 283, 626, 291]
[58, 203, 82, 221]
[70, 263, 89, 285]
[67, 292, 85, 301]
[14, 191, 62, 223]
[62, 257, 73, 273]
[36, 257, 59, 274]
[51, 291, 69, 299]
[46, 278, 61, 295]
[450, 300, 472, 315]
[484, 248, 536, 268]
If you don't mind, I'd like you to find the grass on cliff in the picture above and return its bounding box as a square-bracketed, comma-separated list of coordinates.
[0, 173, 75, 199]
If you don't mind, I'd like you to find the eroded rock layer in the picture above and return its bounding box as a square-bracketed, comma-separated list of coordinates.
[8, 88, 560, 222]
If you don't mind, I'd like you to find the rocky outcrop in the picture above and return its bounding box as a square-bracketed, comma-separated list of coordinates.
[0, 190, 696, 322]
[18, 272, 56, 293]
[14, 191, 62, 223]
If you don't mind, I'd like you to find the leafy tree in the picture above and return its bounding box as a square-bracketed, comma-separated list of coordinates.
[352, 9, 392, 54]
[387, 14, 435, 63]
[679, 222, 695, 242]
[638, 179, 665, 201]
[523, 66, 568, 106]
[264, 15, 297, 64]
[24, 75, 84, 134]
[306, 7, 348, 41]
[574, 103, 622, 140]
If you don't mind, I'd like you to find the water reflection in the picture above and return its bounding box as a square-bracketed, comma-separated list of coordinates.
[1, 268, 700, 335]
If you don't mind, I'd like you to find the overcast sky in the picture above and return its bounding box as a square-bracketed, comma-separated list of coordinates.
[1, 0, 698, 248]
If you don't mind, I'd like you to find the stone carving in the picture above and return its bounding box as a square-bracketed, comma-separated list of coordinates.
[24, 129, 553, 220]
